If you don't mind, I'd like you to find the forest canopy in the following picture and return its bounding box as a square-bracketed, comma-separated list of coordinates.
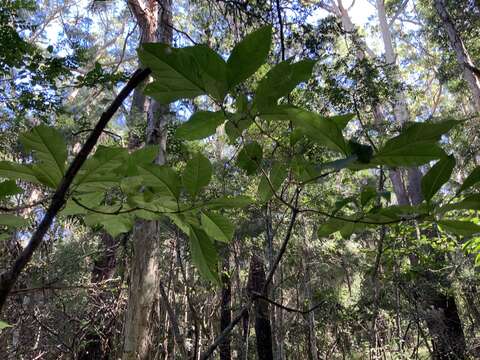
[0, 0, 480, 359]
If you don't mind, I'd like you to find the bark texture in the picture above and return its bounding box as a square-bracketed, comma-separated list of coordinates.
[247, 255, 273, 360]
[434, 0, 480, 111]
[122, 1, 173, 359]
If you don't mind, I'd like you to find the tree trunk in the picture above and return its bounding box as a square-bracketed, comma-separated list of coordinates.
[122, 1, 173, 359]
[434, 0, 480, 111]
[219, 250, 232, 360]
[247, 255, 274, 360]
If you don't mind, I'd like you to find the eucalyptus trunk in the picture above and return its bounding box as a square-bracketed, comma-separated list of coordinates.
[122, 0, 173, 359]
[433, 0, 480, 111]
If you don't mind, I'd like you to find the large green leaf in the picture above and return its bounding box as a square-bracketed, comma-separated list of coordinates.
[189, 225, 219, 283]
[373, 120, 457, 167]
[0, 214, 28, 228]
[0, 321, 12, 331]
[84, 213, 134, 237]
[176, 111, 225, 140]
[139, 44, 204, 103]
[458, 167, 480, 194]
[184, 45, 228, 101]
[201, 211, 234, 243]
[438, 220, 480, 236]
[438, 195, 480, 213]
[20, 125, 67, 187]
[182, 153, 212, 198]
[284, 108, 348, 154]
[74, 146, 126, 191]
[203, 195, 252, 209]
[140, 44, 228, 103]
[227, 25, 272, 88]
[374, 142, 446, 167]
[254, 59, 315, 111]
[257, 162, 288, 203]
[421, 155, 455, 201]
[237, 142, 263, 174]
[0, 161, 39, 184]
[0, 180, 22, 199]
[138, 164, 181, 199]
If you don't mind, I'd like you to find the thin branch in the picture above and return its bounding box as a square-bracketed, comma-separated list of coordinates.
[251, 291, 325, 314]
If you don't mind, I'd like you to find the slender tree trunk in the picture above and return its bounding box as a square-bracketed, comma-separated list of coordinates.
[219, 249, 232, 360]
[434, 0, 480, 111]
[122, 1, 173, 359]
[247, 255, 274, 360]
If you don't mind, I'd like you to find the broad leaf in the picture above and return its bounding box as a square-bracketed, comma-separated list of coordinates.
[285, 108, 348, 154]
[138, 164, 181, 199]
[257, 163, 288, 202]
[0, 180, 22, 198]
[203, 195, 252, 209]
[438, 195, 480, 213]
[0, 214, 28, 228]
[227, 25, 272, 87]
[189, 225, 219, 283]
[374, 142, 446, 167]
[139, 44, 205, 103]
[0, 161, 39, 184]
[438, 220, 480, 236]
[459, 167, 480, 194]
[254, 59, 315, 111]
[176, 111, 225, 140]
[421, 155, 455, 201]
[374, 120, 457, 167]
[360, 186, 377, 207]
[20, 125, 67, 187]
[201, 212, 234, 243]
[182, 153, 212, 198]
[84, 213, 134, 237]
[0, 321, 12, 330]
[237, 142, 263, 174]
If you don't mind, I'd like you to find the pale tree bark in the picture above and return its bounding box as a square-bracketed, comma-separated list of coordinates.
[434, 0, 480, 111]
[122, 1, 173, 359]
[375, 2, 467, 358]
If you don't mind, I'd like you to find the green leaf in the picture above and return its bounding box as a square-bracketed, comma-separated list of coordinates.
[138, 164, 181, 199]
[360, 186, 377, 207]
[203, 195, 252, 209]
[374, 142, 446, 167]
[257, 163, 288, 203]
[227, 25, 272, 87]
[317, 218, 347, 237]
[348, 141, 374, 163]
[84, 213, 134, 237]
[285, 108, 348, 154]
[201, 212, 234, 243]
[438, 195, 480, 213]
[20, 125, 67, 187]
[373, 120, 457, 167]
[189, 225, 219, 283]
[176, 111, 225, 140]
[0, 320, 12, 330]
[140, 44, 228, 103]
[255, 59, 315, 111]
[0, 214, 28, 228]
[331, 114, 355, 130]
[438, 220, 480, 236]
[421, 155, 455, 201]
[0, 180, 22, 198]
[237, 142, 263, 174]
[185, 45, 228, 101]
[459, 167, 480, 194]
[139, 44, 205, 103]
[0, 161, 39, 184]
[75, 146, 126, 191]
[183, 153, 212, 198]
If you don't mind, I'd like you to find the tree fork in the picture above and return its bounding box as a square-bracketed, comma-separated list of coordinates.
[0, 68, 151, 312]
